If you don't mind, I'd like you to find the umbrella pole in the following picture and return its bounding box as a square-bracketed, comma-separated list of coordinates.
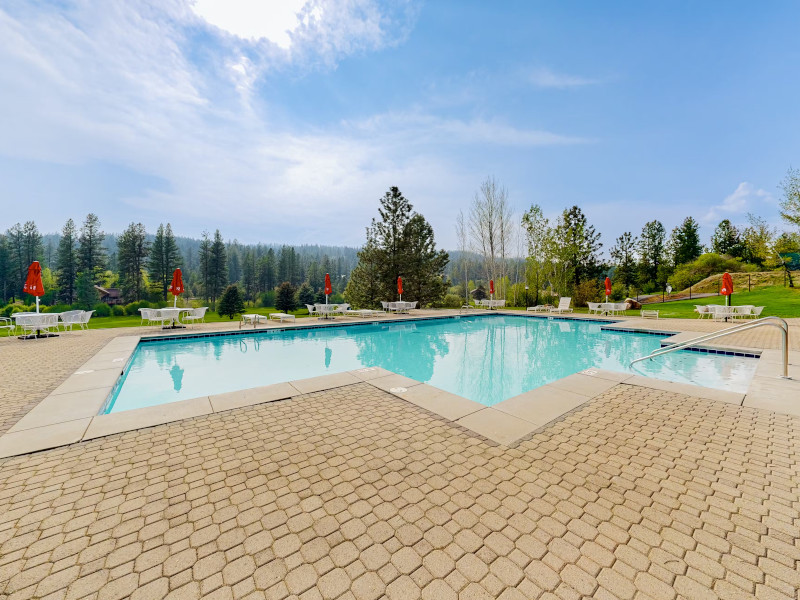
[36, 297, 40, 314]
[174, 295, 177, 308]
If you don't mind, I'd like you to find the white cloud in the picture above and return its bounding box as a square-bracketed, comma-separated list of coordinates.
[528, 67, 598, 89]
[191, 0, 307, 48]
[701, 182, 773, 224]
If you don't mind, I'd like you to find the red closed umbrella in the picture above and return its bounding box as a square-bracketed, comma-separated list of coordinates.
[397, 276, 403, 301]
[168, 268, 184, 307]
[604, 277, 612, 300]
[489, 280, 494, 298]
[23, 261, 45, 313]
[324, 273, 332, 303]
[720, 272, 734, 305]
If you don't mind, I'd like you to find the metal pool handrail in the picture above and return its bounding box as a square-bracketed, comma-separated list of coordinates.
[629, 316, 790, 379]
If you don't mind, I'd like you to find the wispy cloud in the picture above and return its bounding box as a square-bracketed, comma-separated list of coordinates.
[701, 182, 773, 224]
[527, 67, 599, 89]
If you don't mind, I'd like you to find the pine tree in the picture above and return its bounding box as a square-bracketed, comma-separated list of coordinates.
[198, 231, 212, 302]
[296, 282, 315, 308]
[242, 250, 257, 300]
[217, 284, 245, 319]
[148, 224, 182, 300]
[258, 249, 276, 291]
[208, 230, 228, 305]
[401, 214, 449, 306]
[75, 272, 99, 310]
[610, 232, 638, 289]
[78, 213, 107, 285]
[637, 220, 667, 289]
[669, 217, 703, 266]
[275, 281, 298, 313]
[117, 222, 149, 302]
[56, 219, 79, 303]
[711, 219, 743, 257]
[0, 234, 10, 303]
[344, 234, 383, 308]
[554, 206, 602, 289]
[5, 222, 42, 299]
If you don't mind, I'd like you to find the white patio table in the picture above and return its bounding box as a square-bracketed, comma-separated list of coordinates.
[315, 304, 336, 320]
[13, 312, 60, 339]
[157, 307, 194, 328]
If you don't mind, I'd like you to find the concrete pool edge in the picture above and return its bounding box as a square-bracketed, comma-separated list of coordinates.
[1, 315, 798, 458]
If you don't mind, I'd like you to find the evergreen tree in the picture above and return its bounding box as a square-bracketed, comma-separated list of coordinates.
[0, 234, 9, 302]
[637, 220, 667, 288]
[23, 221, 42, 269]
[241, 249, 257, 300]
[78, 213, 107, 285]
[117, 222, 149, 302]
[228, 248, 241, 284]
[5, 222, 41, 298]
[345, 187, 449, 307]
[610, 232, 638, 289]
[275, 281, 298, 313]
[711, 219, 743, 257]
[554, 206, 602, 289]
[401, 214, 449, 306]
[669, 217, 703, 266]
[296, 282, 315, 308]
[148, 223, 182, 300]
[208, 230, 228, 305]
[56, 219, 79, 303]
[75, 272, 99, 310]
[217, 284, 245, 319]
[198, 231, 212, 302]
[258, 249, 276, 291]
[344, 234, 383, 308]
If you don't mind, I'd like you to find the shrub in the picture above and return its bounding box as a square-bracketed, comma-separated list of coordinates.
[668, 253, 756, 291]
[218, 285, 245, 319]
[93, 303, 111, 317]
[574, 279, 601, 307]
[442, 294, 462, 309]
[296, 282, 315, 308]
[276, 282, 298, 313]
[112, 305, 125, 316]
[124, 300, 150, 316]
[610, 282, 626, 302]
[259, 290, 276, 308]
[44, 304, 73, 314]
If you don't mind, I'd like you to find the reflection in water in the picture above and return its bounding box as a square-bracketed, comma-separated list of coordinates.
[110, 315, 758, 413]
[169, 363, 184, 392]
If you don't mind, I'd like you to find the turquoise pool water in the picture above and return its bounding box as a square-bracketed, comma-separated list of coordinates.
[106, 315, 758, 413]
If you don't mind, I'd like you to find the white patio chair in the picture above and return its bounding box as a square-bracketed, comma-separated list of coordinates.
[60, 310, 84, 331]
[734, 306, 753, 320]
[336, 303, 351, 316]
[750, 306, 765, 319]
[694, 305, 710, 319]
[78, 310, 94, 330]
[612, 303, 628, 315]
[587, 302, 602, 315]
[182, 307, 207, 328]
[549, 297, 573, 313]
[0, 316, 14, 336]
[148, 309, 171, 329]
[306, 304, 319, 317]
[381, 301, 390, 312]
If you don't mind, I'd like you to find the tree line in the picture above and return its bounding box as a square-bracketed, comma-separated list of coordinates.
[0, 214, 358, 310]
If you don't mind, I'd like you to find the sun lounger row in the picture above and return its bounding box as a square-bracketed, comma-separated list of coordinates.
[527, 297, 573, 313]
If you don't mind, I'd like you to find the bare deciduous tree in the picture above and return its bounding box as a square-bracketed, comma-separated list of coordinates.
[469, 176, 513, 299]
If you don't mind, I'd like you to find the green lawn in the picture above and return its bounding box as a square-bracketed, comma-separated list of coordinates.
[84, 306, 312, 330]
[634, 286, 800, 319]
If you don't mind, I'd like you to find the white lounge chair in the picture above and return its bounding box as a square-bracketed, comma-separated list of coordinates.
[269, 313, 296, 323]
[549, 297, 573, 313]
[182, 307, 208, 328]
[526, 304, 550, 312]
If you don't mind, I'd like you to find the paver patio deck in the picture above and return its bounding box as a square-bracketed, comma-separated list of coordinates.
[0, 314, 798, 599]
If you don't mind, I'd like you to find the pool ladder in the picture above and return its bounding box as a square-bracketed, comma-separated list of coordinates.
[629, 316, 791, 379]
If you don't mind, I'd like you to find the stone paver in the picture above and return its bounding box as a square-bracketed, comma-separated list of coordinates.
[1, 315, 799, 599]
[0, 377, 798, 599]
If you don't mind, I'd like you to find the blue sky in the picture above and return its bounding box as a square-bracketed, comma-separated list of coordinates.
[1, 1, 798, 251]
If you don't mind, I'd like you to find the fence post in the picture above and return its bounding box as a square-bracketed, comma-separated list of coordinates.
[748, 274, 751, 292]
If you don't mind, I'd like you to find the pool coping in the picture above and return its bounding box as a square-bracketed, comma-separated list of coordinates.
[1, 312, 797, 458]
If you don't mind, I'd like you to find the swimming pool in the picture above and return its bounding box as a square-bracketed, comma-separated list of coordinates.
[106, 314, 758, 413]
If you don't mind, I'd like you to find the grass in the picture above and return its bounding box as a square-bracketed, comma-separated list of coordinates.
[632, 285, 800, 319]
[83, 306, 311, 330]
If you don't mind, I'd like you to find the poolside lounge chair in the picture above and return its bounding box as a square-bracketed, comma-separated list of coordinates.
[526, 304, 550, 312]
[182, 307, 208, 328]
[549, 297, 573, 313]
